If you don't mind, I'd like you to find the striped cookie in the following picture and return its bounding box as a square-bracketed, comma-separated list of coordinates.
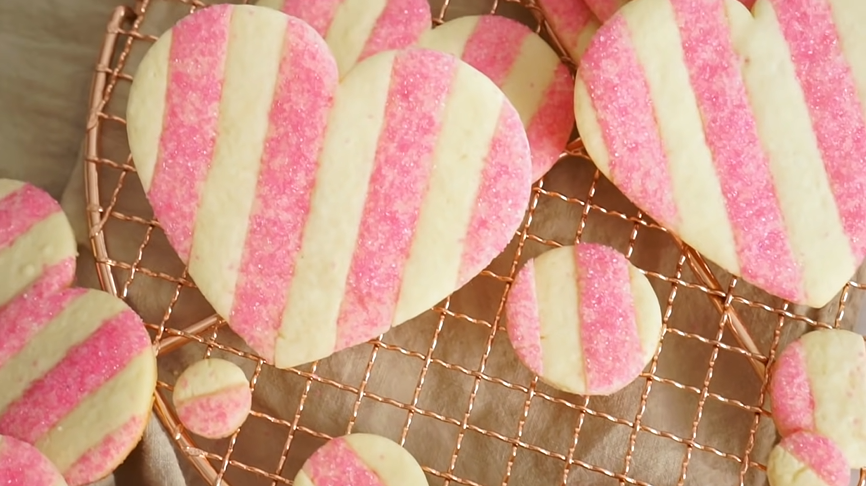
[0, 435, 67, 486]
[126, 5, 532, 369]
[294, 433, 426, 486]
[505, 243, 662, 396]
[173, 358, 251, 440]
[767, 432, 850, 486]
[536, 0, 600, 63]
[574, 0, 866, 308]
[256, 0, 431, 76]
[769, 329, 866, 467]
[416, 15, 575, 181]
[0, 179, 76, 311]
[0, 288, 157, 486]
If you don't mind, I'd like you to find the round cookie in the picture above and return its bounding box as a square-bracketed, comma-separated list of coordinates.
[0, 434, 67, 486]
[767, 432, 850, 486]
[769, 328, 866, 467]
[536, 0, 600, 63]
[256, 0, 431, 76]
[0, 288, 157, 486]
[417, 15, 575, 181]
[505, 243, 662, 396]
[127, 3, 531, 370]
[294, 433, 426, 486]
[173, 358, 251, 439]
[0, 179, 76, 310]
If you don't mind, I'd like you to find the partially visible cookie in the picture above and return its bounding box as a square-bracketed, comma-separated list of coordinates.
[767, 432, 850, 486]
[536, 0, 600, 63]
[0, 434, 67, 486]
[173, 358, 251, 440]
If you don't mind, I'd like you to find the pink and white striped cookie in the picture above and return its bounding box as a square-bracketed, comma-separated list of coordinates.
[0, 435, 67, 486]
[584, 0, 755, 23]
[126, 5, 532, 370]
[536, 0, 600, 63]
[769, 329, 866, 467]
[0, 288, 157, 486]
[767, 432, 850, 486]
[505, 243, 662, 396]
[574, 0, 866, 308]
[416, 15, 575, 181]
[173, 358, 251, 440]
[0, 179, 76, 311]
[256, 0, 431, 76]
[294, 433, 426, 486]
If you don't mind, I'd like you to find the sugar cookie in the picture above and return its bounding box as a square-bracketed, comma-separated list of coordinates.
[536, 0, 600, 63]
[0, 179, 76, 310]
[294, 433, 426, 486]
[505, 243, 662, 396]
[767, 432, 850, 486]
[0, 288, 156, 486]
[127, 3, 531, 370]
[574, 0, 866, 308]
[173, 358, 251, 439]
[769, 329, 866, 467]
[0, 435, 67, 486]
[256, 0, 431, 75]
[417, 15, 575, 181]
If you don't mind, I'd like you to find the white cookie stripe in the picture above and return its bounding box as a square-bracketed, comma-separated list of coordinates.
[0, 288, 156, 486]
[536, 0, 600, 63]
[0, 435, 67, 486]
[505, 244, 662, 396]
[0, 179, 76, 309]
[417, 15, 575, 181]
[257, 0, 431, 76]
[294, 433, 426, 486]
[767, 432, 850, 486]
[173, 359, 252, 440]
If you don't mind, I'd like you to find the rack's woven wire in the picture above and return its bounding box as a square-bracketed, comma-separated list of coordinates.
[82, 0, 866, 485]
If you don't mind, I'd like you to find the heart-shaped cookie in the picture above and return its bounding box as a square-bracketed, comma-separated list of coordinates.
[574, 0, 866, 308]
[126, 4, 532, 369]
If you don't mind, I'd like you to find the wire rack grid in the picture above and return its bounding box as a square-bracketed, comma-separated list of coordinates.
[82, 1, 866, 485]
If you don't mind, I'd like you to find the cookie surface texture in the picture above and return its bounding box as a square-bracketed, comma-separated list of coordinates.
[769, 329, 866, 467]
[417, 15, 575, 181]
[173, 358, 252, 439]
[0, 179, 76, 310]
[126, 4, 532, 370]
[536, 0, 600, 63]
[294, 433, 426, 486]
[256, 0, 431, 75]
[0, 288, 157, 486]
[0, 435, 68, 486]
[574, 0, 866, 308]
[505, 243, 662, 395]
[767, 432, 850, 486]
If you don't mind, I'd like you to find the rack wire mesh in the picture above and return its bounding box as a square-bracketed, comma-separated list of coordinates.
[82, 0, 866, 485]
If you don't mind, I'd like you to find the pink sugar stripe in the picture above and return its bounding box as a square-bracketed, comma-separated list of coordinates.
[770, 341, 815, 436]
[769, 0, 866, 261]
[0, 279, 82, 370]
[175, 385, 251, 439]
[537, 0, 596, 58]
[575, 244, 643, 394]
[460, 16, 528, 87]
[360, 0, 431, 63]
[229, 17, 338, 362]
[459, 101, 530, 283]
[587, 0, 625, 22]
[526, 63, 575, 180]
[0, 310, 151, 443]
[333, 50, 453, 348]
[63, 416, 144, 486]
[506, 261, 544, 374]
[671, 0, 803, 302]
[280, 0, 341, 39]
[0, 184, 61, 250]
[147, 6, 231, 262]
[0, 436, 64, 486]
[303, 437, 383, 486]
[782, 432, 849, 486]
[578, 17, 679, 227]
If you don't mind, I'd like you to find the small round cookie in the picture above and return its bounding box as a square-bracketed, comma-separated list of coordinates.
[769, 328, 866, 467]
[417, 15, 575, 181]
[506, 243, 662, 396]
[0, 288, 156, 486]
[767, 432, 850, 486]
[173, 358, 251, 439]
[0, 179, 76, 310]
[0, 435, 67, 486]
[256, 0, 431, 76]
[294, 433, 426, 486]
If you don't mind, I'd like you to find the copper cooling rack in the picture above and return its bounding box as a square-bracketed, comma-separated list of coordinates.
[83, 0, 866, 485]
